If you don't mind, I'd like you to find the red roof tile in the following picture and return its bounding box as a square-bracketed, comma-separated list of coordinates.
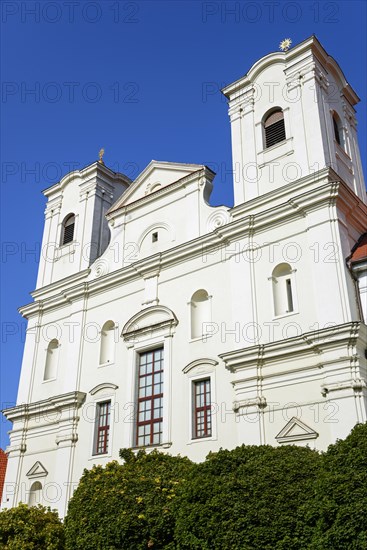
[350, 233, 367, 263]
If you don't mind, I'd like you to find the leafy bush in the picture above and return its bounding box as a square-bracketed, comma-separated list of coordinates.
[306, 422, 367, 549]
[0, 503, 65, 550]
[174, 444, 321, 550]
[64, 449, 192, 550]
[64, 423, 367, 549]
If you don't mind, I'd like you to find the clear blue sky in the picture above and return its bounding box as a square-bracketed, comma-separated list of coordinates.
[1, 0, 366, 448]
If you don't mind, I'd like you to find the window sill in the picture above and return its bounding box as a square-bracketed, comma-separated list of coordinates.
[89, 452, 112, 461]
[187, 435, 217, 445]
[42, 377, 57, 384]
[334, 139, 351, 160]
[272, 310, 299, 321]
[130, 442, 172, 452]
[258, 137, 294, 167]
[189, 334, 213, 343]
[98, 361, 115, 368]
[55, 242, 76, 261]
[334, 141, 353, 173]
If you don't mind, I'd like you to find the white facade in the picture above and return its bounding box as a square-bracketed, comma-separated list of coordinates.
[2, 36, 367, 517]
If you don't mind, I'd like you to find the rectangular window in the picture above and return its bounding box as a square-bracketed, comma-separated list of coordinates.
[136, 348, 164, 446]
[193, 379, 212, 438]
[94, 401, 111, 455]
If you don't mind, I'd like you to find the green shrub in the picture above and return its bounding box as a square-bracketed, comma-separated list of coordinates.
[64, 423, 367, 549]
[306, 422, 367, 550]
[174, 444, 321, 549]
[64, 449, 192, 550]
[0, 503, 64, 550]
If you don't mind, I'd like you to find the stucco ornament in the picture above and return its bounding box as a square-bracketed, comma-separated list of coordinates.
[92, 259, 109, 278]
[279, 38, 292, 52]
[207, 209, 230, 232]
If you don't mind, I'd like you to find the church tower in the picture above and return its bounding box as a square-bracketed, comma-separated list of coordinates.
[36, 160, 131, 288]
[222, 36, 366, 206]
[2, 37, 366, 518]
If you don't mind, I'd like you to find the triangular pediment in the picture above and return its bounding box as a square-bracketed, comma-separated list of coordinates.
[275, 417, 318, 444]
[108, 160, 204, 213]
[26, 461, 48, 479]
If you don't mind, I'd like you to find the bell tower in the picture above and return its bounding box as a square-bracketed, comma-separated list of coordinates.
[222, 36, 366, 206]
[36, 161, 131, 289]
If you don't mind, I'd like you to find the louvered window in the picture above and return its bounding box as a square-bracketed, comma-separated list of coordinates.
[61, 214, 75, 245]
[264, 110, 286, 148]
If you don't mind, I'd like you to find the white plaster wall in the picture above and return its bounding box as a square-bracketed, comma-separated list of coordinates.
[4, 37, 367, 517]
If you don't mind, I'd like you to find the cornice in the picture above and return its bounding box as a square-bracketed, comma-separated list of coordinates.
[43, 162, 131, 197]
[321, 378, 366, 397]
[19, 270, 91, 317]
[231, 167, 334, 219]
[336, 183, 367, 232]
[20, 171, 364, 317]
[219, 322, 365, 372]
[2, 391, 87, 422]
[233, 396, 267, 411]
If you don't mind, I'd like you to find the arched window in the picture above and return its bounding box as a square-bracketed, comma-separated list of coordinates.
[332, 112, 343, 147]
[264, 109, 286, 148]
[28, 481, 42, 506]
[99, 321, 115, 365]
[44, 339, 59, 381]
[191, 290, 211, 339]
[272, 263, 295, 316]
[61, 214, 75, 245]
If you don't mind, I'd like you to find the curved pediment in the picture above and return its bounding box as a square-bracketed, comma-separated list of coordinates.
[122, 305, 178, 341]
[222, 36, 359, 106]
[183, 358, 218, 374]
[89, 383, 119, 395]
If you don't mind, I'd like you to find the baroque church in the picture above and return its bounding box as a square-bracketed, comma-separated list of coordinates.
[2, 36, 367, 517]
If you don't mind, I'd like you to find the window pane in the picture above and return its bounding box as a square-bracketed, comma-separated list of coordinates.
[136, 349, 164, 446]
[94, 401, 111, 454]
[193, 380, 212, 439]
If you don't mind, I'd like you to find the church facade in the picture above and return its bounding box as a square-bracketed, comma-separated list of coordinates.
[2, 36, 367, 517]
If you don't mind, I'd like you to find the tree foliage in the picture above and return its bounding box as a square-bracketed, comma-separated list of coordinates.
[13, 422, 362, 550]
[0, 503, 65, 550]
[64, 449, 192, 550]
[174, 444, 321, 549]
[305, 422, 367, 550]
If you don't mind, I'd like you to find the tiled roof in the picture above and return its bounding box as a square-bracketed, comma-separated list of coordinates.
[350, 233, 367, 263]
